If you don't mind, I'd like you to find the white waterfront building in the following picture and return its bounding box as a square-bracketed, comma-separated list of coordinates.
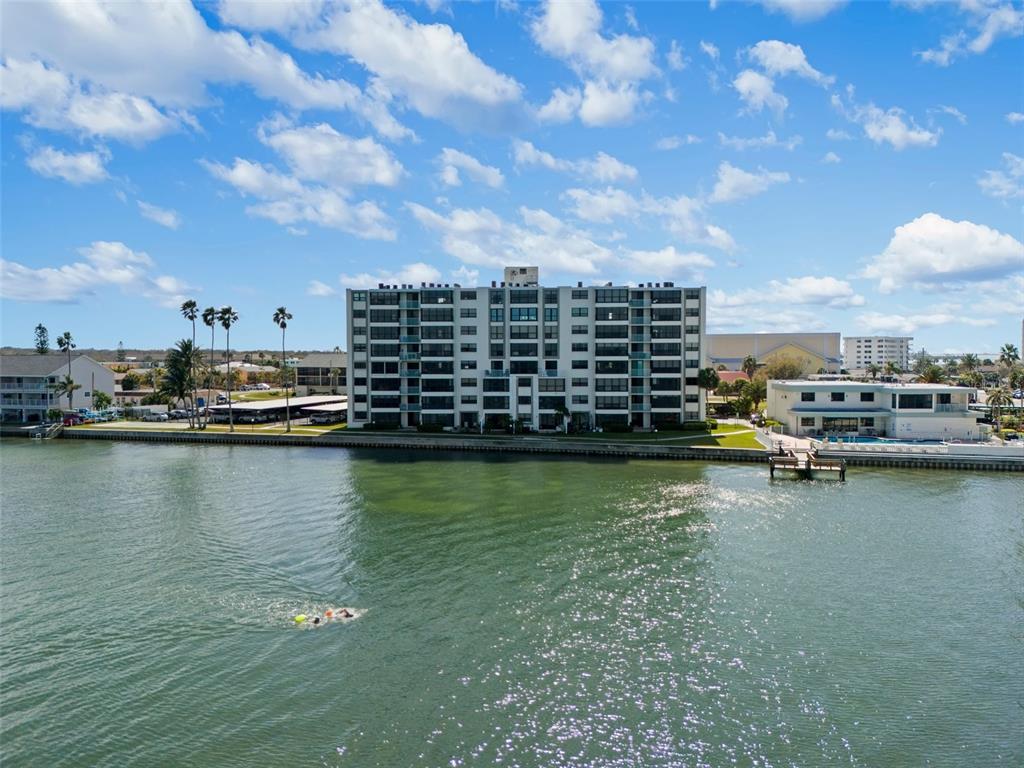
[766, 380, 979, 440]
[843, 336, 912, 370]
[345, 268, 706, 431]
[0, 353, 114, 423]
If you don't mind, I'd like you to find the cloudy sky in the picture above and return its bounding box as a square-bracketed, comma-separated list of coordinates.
[1, 0, 1022, 353]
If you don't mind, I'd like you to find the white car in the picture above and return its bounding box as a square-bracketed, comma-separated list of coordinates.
[142, 412, 169, 422]
[256, 383, 272, 391]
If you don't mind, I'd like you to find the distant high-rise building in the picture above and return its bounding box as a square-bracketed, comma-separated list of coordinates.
[345, 269, 707, 431]
[843, 336, 912, 370]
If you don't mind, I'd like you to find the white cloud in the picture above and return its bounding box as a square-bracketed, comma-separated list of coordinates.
[832, 88, 939, 150]
[822, 151, 842, 164]
[916, 1, 1024, 66]
[563, 187, 641, 222]
[218, 0, 327, 32]
[667, 40, 686, 71]
[530, 0, 657, 125]
[307, 279, 337, 297]
[203, 157, 395, 240]
[977, 152, 1024, 199]
[137, 200, 182, 229]
[25, 144, 109, 184]
[619, 246, 714, 278]
[746, 40, 833, 85]
[711, 276, 863, 309]
[756, 0, 847, 22]
[826, 128, 852, 140]
[512, 140, 637, 183]
[854, 311, 960, 335]
[655, 134, 701, 150]
[699, 40, 720, 61]
[437, 148, 505, 189]
[733, 69, 788, 116]
[258, 118, 405, 188]
[709, 161, 790, 203]
[0, 240, 192, 306]
[536, 86, 582, 123]
[338, 262, 442, 289]
[0, 2, 411, 142]
[1007, 112, 1024, 125]
[407, 201, 613, 276]
[718, 129, 802, 150]
[863, 212, 1024, 292]
[930, 104, 967, 124]
[301, 0, 525, 131]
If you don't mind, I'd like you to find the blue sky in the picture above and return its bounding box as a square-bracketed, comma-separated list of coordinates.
[1, 0, 1022, 355]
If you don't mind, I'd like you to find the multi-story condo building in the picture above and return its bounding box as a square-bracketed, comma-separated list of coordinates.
[0, 354, 114, 423]
[766, 380, 979, 440]
[843, 336, 912, 370]
[345, 268, 706, 431]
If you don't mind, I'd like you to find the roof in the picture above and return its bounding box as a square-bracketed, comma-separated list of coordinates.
[296, 352, 347, 368]
[770, 380, 975, 392]
[208, 394, 345, 412]
[0, 353, 90, 377]
[212, 362, 278, 373]
[717, 371, 750, 384]
[301, 401, 348, 412]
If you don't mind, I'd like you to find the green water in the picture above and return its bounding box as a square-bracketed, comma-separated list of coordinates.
[1, 441, 1021, 767]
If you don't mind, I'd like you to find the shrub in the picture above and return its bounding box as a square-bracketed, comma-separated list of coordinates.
[365, 421, 400, 430]
[705, 418, 718, 429]
[601, 423, 633, 433]
[416, 423, 444, 433]
[713, 401, 736, 417]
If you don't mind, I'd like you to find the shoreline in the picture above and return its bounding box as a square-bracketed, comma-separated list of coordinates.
[28, 426, 1023, 471]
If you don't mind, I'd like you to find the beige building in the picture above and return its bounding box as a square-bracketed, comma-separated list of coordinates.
[707, 332, 842, 375]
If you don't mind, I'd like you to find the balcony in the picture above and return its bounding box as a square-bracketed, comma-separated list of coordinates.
[630, 317, 650, 325]
[935, 403, 965, 413]
[629, 351, 651, 360]
[400, 300, 420, 309]
[630, 386, 649, 395]
[399, 352, 420, 361]
[631, 333, 650, 342]
[400, 335, 420, 344]
[630, 367, 648, 377]
[0, 383, 49, 391]
[484, 369, 510, 378]
[629, 299, 650, 308]
[400, 386, 420, 395]
[400, 370, 421, 378]
[400, 318, 420, 326]
[400, 403, 421, 412]
[630, 404, 650, 411]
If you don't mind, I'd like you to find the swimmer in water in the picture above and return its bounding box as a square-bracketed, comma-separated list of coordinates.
[312, 616, 323, 626]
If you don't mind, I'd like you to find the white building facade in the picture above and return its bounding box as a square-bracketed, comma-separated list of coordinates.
[766, 380, 979, 440]
[1, 354, 115, 423]
[345, 271, 706, 431]
[843, 336, 912, 370]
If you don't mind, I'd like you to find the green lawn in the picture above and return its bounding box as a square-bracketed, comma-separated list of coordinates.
[683, 431, 764, 449]
[561, 424, 750, 441]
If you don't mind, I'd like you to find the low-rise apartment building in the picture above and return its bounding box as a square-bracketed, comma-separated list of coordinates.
[294, 352, 347, 396]
[843, 336, 911, 370]
[345, 268, 706, 431]
[766, 380, 979, 440]
[1, 354, 114, 423]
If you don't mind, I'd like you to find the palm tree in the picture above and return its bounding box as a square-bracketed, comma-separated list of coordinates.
[986, 386, 1013, 442]
[272, 307, 293, 432]
[884, 360, 901, 377]
[202, 306, 217, 428]
[917, 364, 946, 384]
[741, 355, 758, 379]
[181, 300, 199, 428]
[330, 366, 342, 394]
[959, 353, 980, 373]
[866, 363, 881, 381]
[160, 340, 204, 415]
[999, 343, 1020, 369]
[218, 306, 239, 432]
[50, 375, 81, 414]
[56, 330, 75, 376]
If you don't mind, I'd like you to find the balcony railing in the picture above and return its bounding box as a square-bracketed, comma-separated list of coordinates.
[631, 333, 650, 342]
[629, 299, 650, 308]
[400, 335, 420, 344]
[630, 317, 650, 325]
[630, 386, 649, 395]
[630, 367, 648, 377]
[630, 404, 650, 411]
[0, 383, 49, 391]
[400, 386, 420, 395]
[484, 369, 510, 378]
[935, 403, 965, 413]
[629, 351, 651, 360]
[399, 352, 420, 361]
[400, 301, 420, 309]
[400, 369, 421, 378]
[400, 403, 421, 412]
[400, 318, 420, 326]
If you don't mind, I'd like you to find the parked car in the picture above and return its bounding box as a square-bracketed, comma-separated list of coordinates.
[167, 409, 188, 420]
[142, 412, 169, 422]
[310, 412, 344, 425]
[256, 383, 272, 391]
[216, 394, 228, 404]
[1013, 389, 1023, 399]
[62, 414, 83, 426]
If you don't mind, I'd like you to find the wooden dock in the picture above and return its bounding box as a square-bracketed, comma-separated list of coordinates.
[769, 449, 846, 481]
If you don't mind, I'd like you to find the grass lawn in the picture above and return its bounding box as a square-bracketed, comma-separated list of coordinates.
[683, 431, 764, 449]
[561, 424, 751, 441]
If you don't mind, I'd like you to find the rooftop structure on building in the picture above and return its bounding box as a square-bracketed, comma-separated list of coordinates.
[345, 268, 706, 431]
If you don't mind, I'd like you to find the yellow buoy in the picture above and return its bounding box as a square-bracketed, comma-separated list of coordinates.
[294, 614, 307, 624]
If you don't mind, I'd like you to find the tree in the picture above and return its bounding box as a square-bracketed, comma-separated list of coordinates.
[181, 300, 200, 428]
[758, 354, 805, 382]
[999, 343, 1020, 369]
[116, 341, 126, 362]
[553, 403, 571, 432]
[218, 306, 239, 432]
[715, 380, 734, 402]
[741, 355, 758, 379]
[884, 360, 901, 377]
[56, 331, 75, 380]
[959, 371, 983, 389]
[93, 391, 112, 411]
[986, 386, 1013, 441]
[917, 364, 946, 384]
[50, 375, 81, 412]
[330, 366, 342, 394]
[866, 363, 881, 381]
[1009, 365, 1024, 395]
[202, 306, 217, 428]
[959, 353, 980, 373]
[273, 306, 293, 433]
[147, 367, 164, 391]
[34, 324, 49, 354]
[121, 372, 141, 391]
[912, 349, 932, 374]
[160, 340, 204, 421]
[741, 378, 767, 414]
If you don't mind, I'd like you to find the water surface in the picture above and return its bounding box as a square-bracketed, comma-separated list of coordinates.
[1, 441, 1021, 766]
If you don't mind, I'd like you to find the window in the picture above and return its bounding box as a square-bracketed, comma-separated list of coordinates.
[510, 325, 537, 339]
[352, 309, 366, 319]
[490, 290, 505, 305]
[595, 343, 627, 356]
[572, 359, 588, 370]
[517, 377, 531, 388]
[860, 392, 875, 402]
[421, 308, 453, 322]
[370, 344, 399, 357]
[352, 291, 367, 302]
[571, 343, 588, 352]
[596, 379, 627, 392]
[421, 325, 453, 340]
[421, 289, 452, 304]
[421, 378, 454, 392]
[370, 326, 400, 340]
[544, 325, 558, 339]
[422, 361, 453, 374]
[822, 416, 858, 432]
[518, 395, 531, 405]
[544, 307, 559, 322]
[651, 308, 681, 322]
[572, 395, 588, 405]
[595, 325, 627, 339]
[460, 307, 477, 318]
[830, 392, 846, 402]
[460, 378, 477, 387]
[421, 344, 454, 358]
[595, 395, 628, 410]
[490, 326, 505, 340]
[370, 309, 400, 322]
[596, 307, 628, 322]
[595, 288, 628, 304]
[483, 378, 510, 392]
[539, 396, 565, 410]
[572, 324, 588, 335]
[460, 290, 477, 301]
[483, 396, 509, 409]
[800, 417, 815, 427]
[460, 360, 477, 370]
[571, 289, 589, 299]
[937, 393, 951, 405]
[353, 344, 366, 353]
[461, 395, 478, 405]
[538, 378, 565, 392]
[684, 308, 700, 317]
[460, 343, 477, 353]
[370, 291, 399, 305]
[510, 307, 538, 322]
[596, 361, 628, 374]
[652, 395, 681, 409]
[860, 418, 874, 427]
[571, 306, 588, 317]
[510, 343, 538, 357]
[490, 344, 504, 357]
[572, 377, 588, 387]
[544, 343, 558, 358]
[460, 326, 477, 336]
[898, 394, 932, 409]
[684, 289, 700, 300]
[510, 289, 538, 304]
[510, 361, 538, 374]
[651, 290, 681, 304]
[801, 392, 815, 402]
[489, 309, 504, 323]
[543, 289, 559, 304]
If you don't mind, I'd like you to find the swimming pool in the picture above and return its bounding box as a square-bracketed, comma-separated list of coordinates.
[815, 436, 945, 446]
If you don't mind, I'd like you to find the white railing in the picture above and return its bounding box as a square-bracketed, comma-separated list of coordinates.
[814, 440, 1024, 458]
